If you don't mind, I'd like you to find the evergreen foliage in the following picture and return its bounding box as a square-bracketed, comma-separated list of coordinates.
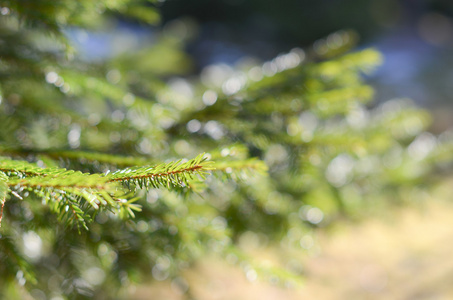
[1, 1, 452, 299]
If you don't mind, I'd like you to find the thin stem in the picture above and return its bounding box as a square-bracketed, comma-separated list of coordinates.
[0, 196, 5, 228]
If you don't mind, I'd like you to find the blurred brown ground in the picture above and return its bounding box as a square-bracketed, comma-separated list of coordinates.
[131, 182, 453, 300]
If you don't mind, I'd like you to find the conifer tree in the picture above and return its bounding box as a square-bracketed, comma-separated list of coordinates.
[1, 1, 452, 299]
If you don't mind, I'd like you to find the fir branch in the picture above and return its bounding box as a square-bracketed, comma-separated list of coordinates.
[108, 153, 214, 190]
[0, 154, 216, 230]
[7, 174, 116, 191]
[0, 157, 70, 178]
[7, 177, 120, 231]
[0, 159, 121, 230]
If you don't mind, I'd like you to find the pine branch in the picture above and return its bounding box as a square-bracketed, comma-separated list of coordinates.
[5, 170, 120, 230]
[7, 174, 116, 193]
[1, 157, 119, 205]
[0, 154, 218, 230]
[108, 153, 214, 189]
[0, 157, 68, 178]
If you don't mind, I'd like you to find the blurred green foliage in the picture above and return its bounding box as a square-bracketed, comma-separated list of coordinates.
[1, 1, 452, 299]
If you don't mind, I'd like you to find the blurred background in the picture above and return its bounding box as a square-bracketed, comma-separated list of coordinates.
[71, 0, 453, 129]
[162, 0, 453, 120]
[12, 0, 453, 299]
[88, 0, 453, 299]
